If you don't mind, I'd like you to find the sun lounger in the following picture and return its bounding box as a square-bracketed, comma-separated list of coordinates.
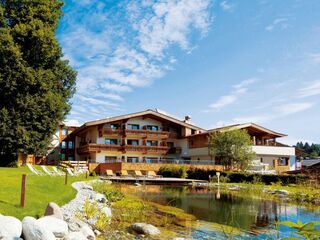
[26, 163, 44, 175]
[52, 166, 64, 176]
[134, 170, 144, 178]
[106, 169, 115, 177]
[147, 171, 162, 178]
[120, 170, 129, 177]
[66, 168, 76, 176]
[40, 165, 55, 176]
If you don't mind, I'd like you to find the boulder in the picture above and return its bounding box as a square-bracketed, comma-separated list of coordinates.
[65, 231, 87, 240]
[275, 190, 289, 195]
[82, 185, 93, 191]
[44, 202, 64, 220]
[90, 193, 107, 203]
[37, 216, 68, 238]
[0, 215, 22, 239]
[101, 206, 112, 218]
[80, 225, 95, 240]
[130, 223, 160, 235]
[67, 219, 87, 232]
[22, 216, 55, 240]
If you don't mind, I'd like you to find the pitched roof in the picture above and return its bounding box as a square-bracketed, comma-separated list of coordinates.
[70, 109, 204, 136]
[188, 122, 287, 138]
[302, 159, 320, 167]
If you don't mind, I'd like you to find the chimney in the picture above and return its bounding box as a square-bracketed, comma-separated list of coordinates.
[184, 115, 191, 124]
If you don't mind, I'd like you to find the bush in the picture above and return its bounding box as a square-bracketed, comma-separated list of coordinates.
[158, 165, 188, 178]
[186, 167, 309, 185]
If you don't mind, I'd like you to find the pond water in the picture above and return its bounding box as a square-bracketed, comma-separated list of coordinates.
[118, 184, 320, 239]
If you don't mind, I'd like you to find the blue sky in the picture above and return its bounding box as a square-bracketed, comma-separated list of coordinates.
[57, 0, 320, 145]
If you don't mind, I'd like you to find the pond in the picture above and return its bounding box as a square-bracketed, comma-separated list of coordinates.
[118, 184, 320, 239]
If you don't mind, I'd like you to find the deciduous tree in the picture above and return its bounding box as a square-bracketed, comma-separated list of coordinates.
[0, 0, 76, 166]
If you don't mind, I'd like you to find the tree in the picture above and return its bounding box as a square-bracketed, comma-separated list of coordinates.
[0, 1, 76, 166]
[208, 128, 256, 171]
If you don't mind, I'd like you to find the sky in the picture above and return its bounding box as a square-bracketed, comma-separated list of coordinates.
[57, 0, 320, 146]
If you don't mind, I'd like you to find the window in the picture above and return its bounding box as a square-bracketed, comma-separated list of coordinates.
[167, 142, 174, 148]
[105, 156, 117, 163]
[127, 139, 139, 145]
[127, 157, 139, 163]
[68, 141, 73, 149]
[60, 153, 65, 160]
[146, 140, 158, 146]
[105, 139, 118, 145]
[61, 141, 66, 149]
[146, 125, 159, 131]
[144, 157, 158, 163]
[110, 124, 119, 129]
[68, 156, 74, 160]
[62, 128, 68, 136]
[278, 157, 289, 166]
[127, 124, 139, 130]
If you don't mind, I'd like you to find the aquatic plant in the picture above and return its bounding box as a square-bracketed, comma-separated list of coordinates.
[280, 220, 320, 240]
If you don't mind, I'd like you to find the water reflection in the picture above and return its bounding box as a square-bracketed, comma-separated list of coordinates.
[117, 184, 320, 239]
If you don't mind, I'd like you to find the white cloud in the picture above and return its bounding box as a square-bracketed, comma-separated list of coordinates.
[265, 18, 288, 32]
[232, 115, 272, 124]
[298, 80, 320, 98]
[275, 102, 314, 115]
[130, 0, 211, 57]
[63, 119, 82, 127]
[101, 82, 132, 92]
[220, 1, 234, 12]
[209, 78, 257, 109]
[309, 53, 320, 64]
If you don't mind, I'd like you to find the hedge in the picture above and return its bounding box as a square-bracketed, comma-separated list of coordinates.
[185, 167, 308, 185]
[158, 165, 188, 178]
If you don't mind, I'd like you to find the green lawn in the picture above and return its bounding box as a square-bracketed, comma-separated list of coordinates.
[0, 166, 93, 219]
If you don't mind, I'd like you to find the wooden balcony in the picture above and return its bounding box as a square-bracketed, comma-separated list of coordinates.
[124, 129, 170, 139]
[98, 128, 123, 137]
[167, 147, 182, 154]
[77, 144, 122, 154]
[123, 145, 169, 154]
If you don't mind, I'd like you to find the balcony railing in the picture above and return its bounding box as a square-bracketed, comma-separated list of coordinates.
[77, 144, 122, 154]
[123, 145, 169, 154]
[99, 128, 123, 137]
[124, 129, 170, 139]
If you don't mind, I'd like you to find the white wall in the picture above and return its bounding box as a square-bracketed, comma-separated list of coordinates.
[252, 146, 295, 156]
[126, 117, 162, 129]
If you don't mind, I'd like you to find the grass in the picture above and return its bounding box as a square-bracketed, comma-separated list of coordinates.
[0, 166, 94, 219]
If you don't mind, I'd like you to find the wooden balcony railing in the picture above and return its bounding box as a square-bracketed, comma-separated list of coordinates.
[77, 144, 122, 154]
[99, 128, 123, 137]
[124, 129, 170, 139]
[123, 145, 169, 154]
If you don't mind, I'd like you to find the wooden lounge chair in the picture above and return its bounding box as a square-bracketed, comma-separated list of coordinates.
[134, 170, 144, 178]
[106, 169, 115, 177]
[147, 171, 162, 178]
[66, 168, 76, 176]
[26, 163, 44, 176]
[40, 165, 55, 176]
[52, 166, 64, 176]
[120, 170, 129, 177]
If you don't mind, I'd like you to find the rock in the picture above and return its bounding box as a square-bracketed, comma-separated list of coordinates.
[91, 193, 106, 203]
[65, 231, 87, 240]
[22, 216, 55, 240]
[44, 202, 64, 220]
[0, 215, 22, 239]
[94, 229, 101, 236]
[130, 223, 160, 235]
[67, 219, 87, 232]
[101, 206, 112, 218]
[82, 185, 93, 191]
[134, 183, 142, 187]
[37, 216, 68, 238]
[228, 186, 241, 191]
[80, 225, 95, 240]
[275, 190, 289, 195]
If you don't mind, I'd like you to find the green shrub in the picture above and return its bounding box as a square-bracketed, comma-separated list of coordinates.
[158, 165, 188, 178]
[185, 167, 309, 185]
[93, 183, 124, 202]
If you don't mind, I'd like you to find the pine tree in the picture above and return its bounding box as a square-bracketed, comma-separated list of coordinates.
[0, 0, 76, 166]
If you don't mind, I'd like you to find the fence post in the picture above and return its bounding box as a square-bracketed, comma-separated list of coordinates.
[65, 171, 68, 185]
[20, 174, 27, 208]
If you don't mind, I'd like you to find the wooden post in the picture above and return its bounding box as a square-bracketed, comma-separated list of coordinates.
[86, 170, 88, 179]
[216, 172, 220, 185]
[65, 171, 68, 185]
[20, 174, 27, 208]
